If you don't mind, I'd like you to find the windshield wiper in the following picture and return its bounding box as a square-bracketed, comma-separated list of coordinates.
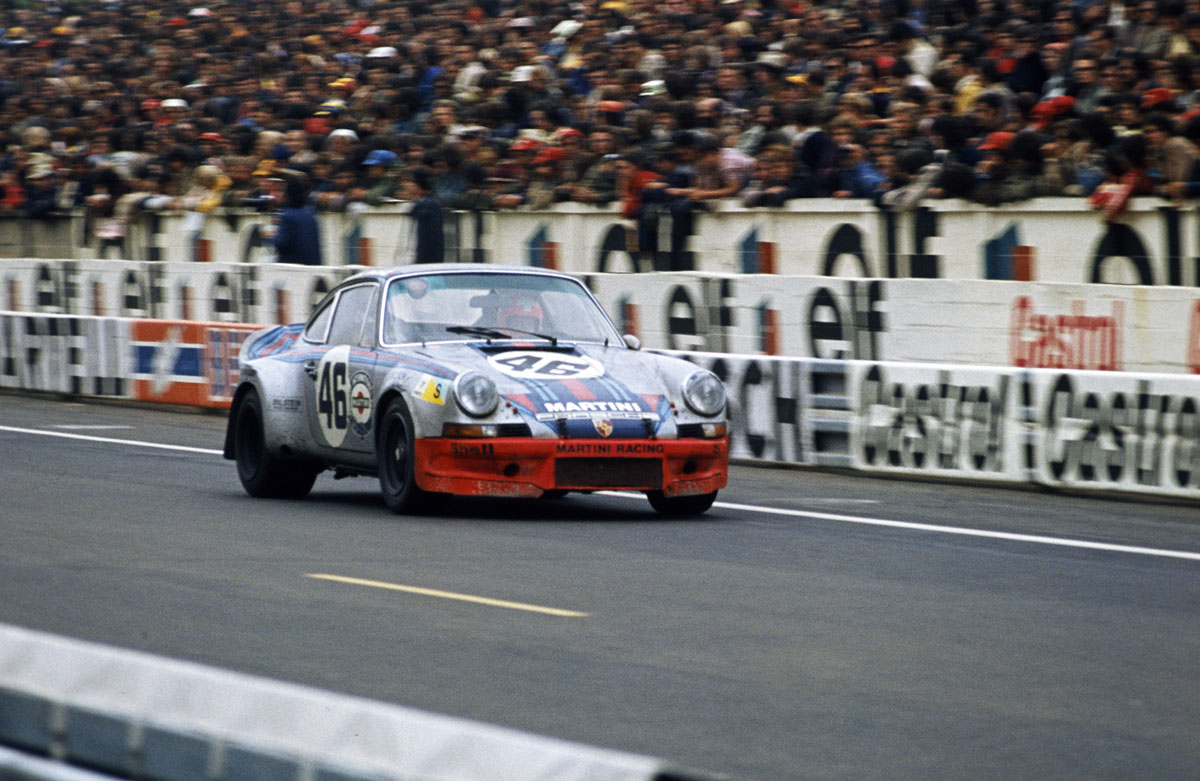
[492, 326, 558, 346]
[446, 325, 558, 346]
[446, 326, 509, 341]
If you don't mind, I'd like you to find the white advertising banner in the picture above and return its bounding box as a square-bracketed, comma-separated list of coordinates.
[848, 361, 1020, 483]
[843, 361, 1200, 499]
[587, 274, 1200, 375]
[0, 260, 360, 325]
[6, 197, 1200, 286]
[1023, 369, 1200, 498]
[5, 263, 1199, 375]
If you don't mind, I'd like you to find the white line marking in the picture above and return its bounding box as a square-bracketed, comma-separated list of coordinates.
[599, 492, 1200, 563]
[0, 425, 222, 456]
[5, 423, 1196, 564]
[51, 424, 134, 431]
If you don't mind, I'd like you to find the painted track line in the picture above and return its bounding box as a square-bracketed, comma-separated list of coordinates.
[598, 492, 1200, 564]
[306, 573, 588, 617]
[6, 423, 1198, 564]
[0, 425, 223, 456]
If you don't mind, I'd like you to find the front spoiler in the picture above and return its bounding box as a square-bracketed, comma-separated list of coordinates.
[414, 437, 728, 498]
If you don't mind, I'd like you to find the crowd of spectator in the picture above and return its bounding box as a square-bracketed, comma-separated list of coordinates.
[5, 0, 1200, 253]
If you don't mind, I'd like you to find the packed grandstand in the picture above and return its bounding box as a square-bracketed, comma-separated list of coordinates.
[2, 0, 1199, 230]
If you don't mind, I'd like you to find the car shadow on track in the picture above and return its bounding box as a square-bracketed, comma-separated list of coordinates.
[297, 488, 727, 524]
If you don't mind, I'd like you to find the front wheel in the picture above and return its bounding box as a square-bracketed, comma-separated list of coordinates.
[646, 490, 718, 517]
[234, 391, 319, 499]
[377, 397, 433, 514]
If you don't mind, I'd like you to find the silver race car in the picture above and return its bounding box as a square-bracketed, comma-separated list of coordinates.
[224, 265, 728, 515]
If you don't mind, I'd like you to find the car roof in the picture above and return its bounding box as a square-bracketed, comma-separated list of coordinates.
[339, 264, 578, 286]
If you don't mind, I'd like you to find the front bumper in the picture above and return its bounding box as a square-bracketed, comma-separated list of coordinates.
[414, 437, 728, 498]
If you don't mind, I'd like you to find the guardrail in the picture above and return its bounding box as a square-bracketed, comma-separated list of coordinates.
[0, 623, 705, 781]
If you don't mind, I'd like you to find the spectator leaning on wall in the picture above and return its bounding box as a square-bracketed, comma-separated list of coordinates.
[272, 174, 322, 267]
[404, 166, 444, 265]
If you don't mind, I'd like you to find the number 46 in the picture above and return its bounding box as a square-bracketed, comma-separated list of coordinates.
[318, 362, 348, 429]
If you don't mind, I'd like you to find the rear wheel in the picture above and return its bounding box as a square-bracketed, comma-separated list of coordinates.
[377, 397, 433, 514]
[234, 391, 319, 499]
[647, 490, 718, 517]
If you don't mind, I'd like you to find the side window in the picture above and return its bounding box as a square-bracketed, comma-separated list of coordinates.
[303, 298, 334, 344]
[357, 286, 380, 347]
[326, 284, 377, 346]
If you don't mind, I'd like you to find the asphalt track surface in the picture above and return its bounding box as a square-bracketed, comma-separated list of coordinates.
[3, 393, 1199, 780]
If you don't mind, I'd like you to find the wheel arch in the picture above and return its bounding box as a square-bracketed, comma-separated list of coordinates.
[374, 387, 412, 447]
[375, 369, 447, 443]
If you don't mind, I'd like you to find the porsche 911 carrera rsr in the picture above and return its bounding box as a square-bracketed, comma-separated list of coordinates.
[224, 265, 728, 515]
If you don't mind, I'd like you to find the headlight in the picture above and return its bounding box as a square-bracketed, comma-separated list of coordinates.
[683, 370, 726, 416]
[454, 372, 499, 417]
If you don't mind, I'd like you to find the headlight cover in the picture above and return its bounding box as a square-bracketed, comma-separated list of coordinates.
[682, 370, 726, 417]
[454, 372, 499, 417]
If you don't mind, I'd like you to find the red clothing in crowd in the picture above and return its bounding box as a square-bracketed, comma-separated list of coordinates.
[620, 170, 660, 220]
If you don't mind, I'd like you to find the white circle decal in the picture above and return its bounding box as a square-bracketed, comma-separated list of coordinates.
[315, 345, 352, 447]
[487, 351, 605, 380]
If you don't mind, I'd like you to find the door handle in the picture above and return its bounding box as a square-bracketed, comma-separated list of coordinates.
[304, 360, 318, 378]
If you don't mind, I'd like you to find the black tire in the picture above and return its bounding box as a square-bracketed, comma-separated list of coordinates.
[377, 397, 433, 514]
[646, 490, 718, 517]
[234, 391, 319, 499]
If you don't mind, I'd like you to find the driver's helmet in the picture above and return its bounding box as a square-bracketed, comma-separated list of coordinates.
[496, 292, 545, 333]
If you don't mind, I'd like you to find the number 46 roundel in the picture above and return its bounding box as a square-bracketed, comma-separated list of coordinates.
[315, 346, 373, 447]
[487, 350, 605, 380]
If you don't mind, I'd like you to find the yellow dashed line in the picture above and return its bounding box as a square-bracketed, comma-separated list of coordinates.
[306, 573, 588, 617]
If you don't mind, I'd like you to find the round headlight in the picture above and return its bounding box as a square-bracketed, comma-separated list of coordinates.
[454, 372, 499, 417]
[683, 370, 726, 417]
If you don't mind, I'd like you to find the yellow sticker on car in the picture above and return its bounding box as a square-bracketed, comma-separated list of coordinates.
[419, 376, 446, 405]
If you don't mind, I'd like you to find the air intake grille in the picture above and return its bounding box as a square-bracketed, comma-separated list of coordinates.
[555, 458, 662, 489]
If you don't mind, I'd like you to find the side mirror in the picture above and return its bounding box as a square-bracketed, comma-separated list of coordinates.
[622, 334, 641, 351]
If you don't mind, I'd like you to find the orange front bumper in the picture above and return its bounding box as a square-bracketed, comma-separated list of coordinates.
[413, 437, 728, 498]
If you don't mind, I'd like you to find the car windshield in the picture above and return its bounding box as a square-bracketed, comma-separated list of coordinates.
[382, 272, 622, 345]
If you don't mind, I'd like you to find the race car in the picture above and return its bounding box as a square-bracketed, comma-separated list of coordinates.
[224, 265, 728, 516]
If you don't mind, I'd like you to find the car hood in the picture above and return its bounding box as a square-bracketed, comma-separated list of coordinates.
[408, 340, 681, 437]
